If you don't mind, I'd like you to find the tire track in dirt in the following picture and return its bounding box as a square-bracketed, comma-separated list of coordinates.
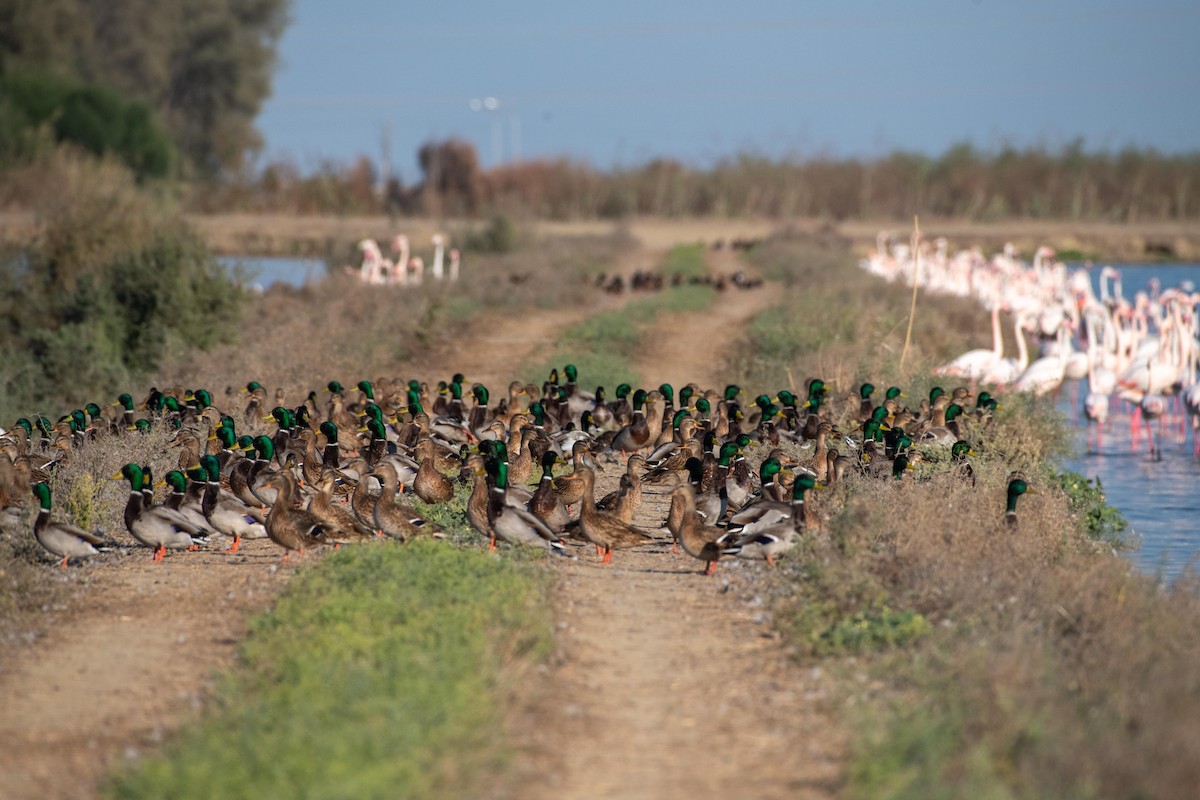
[0, 541, 294, 800]
[516, 253, 844, 799]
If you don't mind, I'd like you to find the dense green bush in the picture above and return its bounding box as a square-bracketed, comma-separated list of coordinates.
[0, 72, 173, 180]
[0, 153, 245, 419]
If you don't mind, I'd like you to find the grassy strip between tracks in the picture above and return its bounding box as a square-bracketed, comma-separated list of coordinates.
[106, 538, 553, 800]
[525, 281, 715, 390]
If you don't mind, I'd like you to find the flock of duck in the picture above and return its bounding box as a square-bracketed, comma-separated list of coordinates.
[4, 368, 1032, 575]
[866, 234, 1200, 457]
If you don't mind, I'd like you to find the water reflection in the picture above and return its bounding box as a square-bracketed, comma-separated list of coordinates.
[218, 256, 326, 290]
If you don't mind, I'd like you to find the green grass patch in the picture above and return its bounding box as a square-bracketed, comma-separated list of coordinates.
[659, 242, 708, 279]
[106, 539, 553, 800]
[525, 284, 715, 390]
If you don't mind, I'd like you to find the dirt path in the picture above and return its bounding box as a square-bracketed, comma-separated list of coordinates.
[0, 243, 843, 800]
[632, 249, 776, 390]
[524, 528, 843, 800]
[0, 541, 293, 800]
[516, 250, 843, 799]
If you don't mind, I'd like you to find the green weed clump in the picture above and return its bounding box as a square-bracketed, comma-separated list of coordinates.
[1048, 469, 1130, 549]
[107, 539, 553, 800]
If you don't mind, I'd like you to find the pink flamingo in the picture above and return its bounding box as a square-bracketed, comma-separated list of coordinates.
[389, 235, 410, 286]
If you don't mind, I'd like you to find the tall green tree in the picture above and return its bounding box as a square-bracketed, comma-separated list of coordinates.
[0, 0, 290, 176]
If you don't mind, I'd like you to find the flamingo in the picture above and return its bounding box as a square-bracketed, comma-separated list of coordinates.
[431, 234, 446, 280]
[389, 235, 410, 286]
[1014, 323, 1069, 397]
[981, 311, 1031, 387]
[933, 301, 1005, 381]
[358, 239, 392, 285]
[448, 248, 461, 281]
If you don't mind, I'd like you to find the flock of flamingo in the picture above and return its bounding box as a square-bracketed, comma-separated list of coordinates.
[863, 233, 1200, 458]
[351, 233, 461, 286]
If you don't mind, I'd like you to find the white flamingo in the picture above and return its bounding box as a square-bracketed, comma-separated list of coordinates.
[1014, 323, 1069, 396]
[389, 235, 410, 286]
[981, 311, 1031, 386]
[431, 234, 446, 280]
[933, 301, 1005, 381]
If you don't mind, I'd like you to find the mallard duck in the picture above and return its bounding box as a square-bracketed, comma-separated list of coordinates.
[950, 440, 977, 487]
[30, 482, 107, 568]
[1005, 475, 1032, 528]
[160, 469, 217, 532]
[464, 454, 498, 549]
[528, 450, 570, 531]
[505, 416, 537, 485]
[370, 461, 441, 542]
[670, 483, 739, 575]
[308, 470, 376, 544]
[198, 454, 267, 552]
[413, 438, 455, 504]
[259, 470, 327, 560]
[609, 389, 652, 457]
[576, 466, 654, 564]
[552, 440, 592, 508]
[115, 463, 209, 561]
[597, 453, 645, 524]
[725, 457, 792, 536]
[735, 473, 821, 567]
[486, 455, 564, 553]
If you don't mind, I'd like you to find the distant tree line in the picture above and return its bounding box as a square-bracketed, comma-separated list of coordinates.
[0, 0, 289, 177]
[202, 137, 1200, 222]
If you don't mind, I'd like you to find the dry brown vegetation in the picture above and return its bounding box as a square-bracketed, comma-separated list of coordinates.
[728, 234, 1200, 799]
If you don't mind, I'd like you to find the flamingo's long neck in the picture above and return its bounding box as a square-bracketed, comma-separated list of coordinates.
[1014, 314, 1029, 372]
[990, 302, 1004, 359]
[432, 238, 445, 280]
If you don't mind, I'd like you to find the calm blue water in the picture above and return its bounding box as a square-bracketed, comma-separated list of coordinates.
[218, 255, 326, 290]
[1060, 262, 1200, 583]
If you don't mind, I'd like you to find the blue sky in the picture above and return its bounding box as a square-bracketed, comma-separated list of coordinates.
[256, 1, 1200, 180]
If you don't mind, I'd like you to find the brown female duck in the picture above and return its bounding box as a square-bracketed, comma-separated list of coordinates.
[577, 466, 654, 564]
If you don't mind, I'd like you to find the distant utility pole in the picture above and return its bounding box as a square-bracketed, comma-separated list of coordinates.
[378, 121, 393, 201]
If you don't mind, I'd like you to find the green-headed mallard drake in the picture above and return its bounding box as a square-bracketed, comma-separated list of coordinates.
[735, 473, 821, 567]
[725, 457, 792, 536]
[159, 468, 214, 532]
[115, 463, 209, 561]
[413, 438, 455, 504]
[671, 482, 739, 575]
[950, 440, 977, 487]
[576, 466, 654, 564]
[486, 456, 564, 553]
[259, 469, 327, 560]
[31, 482, 107, 568]
[198, 454, 267, 552]
[1005, 475, 1032, 527]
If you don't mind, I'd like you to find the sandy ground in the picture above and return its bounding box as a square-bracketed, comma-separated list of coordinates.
[0, 243, 844, 799]
[5, 211, 1192, 260]
[0, 540, 294, 800]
